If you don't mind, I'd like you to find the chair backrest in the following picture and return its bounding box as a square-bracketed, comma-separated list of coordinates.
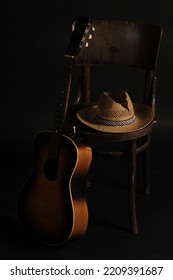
[75, 20, 162, 109]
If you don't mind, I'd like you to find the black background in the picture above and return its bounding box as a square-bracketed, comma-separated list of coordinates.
[1, 0, 173, 260]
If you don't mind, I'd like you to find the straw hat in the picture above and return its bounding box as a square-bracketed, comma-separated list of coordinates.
[77, 91, 154, 133]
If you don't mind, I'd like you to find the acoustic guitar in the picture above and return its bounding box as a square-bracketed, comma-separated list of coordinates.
[17, 16, 92, 246]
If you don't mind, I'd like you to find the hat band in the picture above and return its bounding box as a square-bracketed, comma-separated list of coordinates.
[95, 114, 136, 126]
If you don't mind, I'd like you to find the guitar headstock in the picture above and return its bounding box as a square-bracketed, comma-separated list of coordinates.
[66, 16, 92, 57]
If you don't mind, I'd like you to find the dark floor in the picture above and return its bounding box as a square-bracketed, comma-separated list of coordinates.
[0, 125, 173, 260]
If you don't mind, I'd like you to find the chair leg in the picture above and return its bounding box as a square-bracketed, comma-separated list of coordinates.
[143, 136, 151, 195]
[128, 140, 139, 235]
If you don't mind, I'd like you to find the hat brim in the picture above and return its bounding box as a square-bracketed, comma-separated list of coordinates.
[77, 103, 154, 133]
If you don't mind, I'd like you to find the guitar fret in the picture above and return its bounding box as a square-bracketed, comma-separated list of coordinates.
[52, 126, 64, 134]
[59, 88, 67, 93]
[53, 116, 65, 123]
[50, 134, 61, 147]
[57, 93, 67, 99]
[52, 124, 63, 131]
[52, 122, 64, 131]
[54, 105, 65, 112]
[54, 111, 65, 117]
[53, 119, 64, 128]
[58, 90, 67, 96]
[55, 104, 65, 114]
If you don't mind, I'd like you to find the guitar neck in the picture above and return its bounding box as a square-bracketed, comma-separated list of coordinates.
[48, 55, 74, 159]
[47, 16, 92, 160]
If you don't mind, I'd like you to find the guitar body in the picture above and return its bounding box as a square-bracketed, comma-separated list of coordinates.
[18, 131, 92, 245]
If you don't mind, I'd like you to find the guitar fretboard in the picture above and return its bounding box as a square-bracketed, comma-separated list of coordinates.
[48, 56, 73, 159]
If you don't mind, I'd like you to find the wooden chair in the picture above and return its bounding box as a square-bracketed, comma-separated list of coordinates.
[67, 20, 162, 234]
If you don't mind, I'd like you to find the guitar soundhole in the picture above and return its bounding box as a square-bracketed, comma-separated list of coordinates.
[43, 158, 58, 181]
